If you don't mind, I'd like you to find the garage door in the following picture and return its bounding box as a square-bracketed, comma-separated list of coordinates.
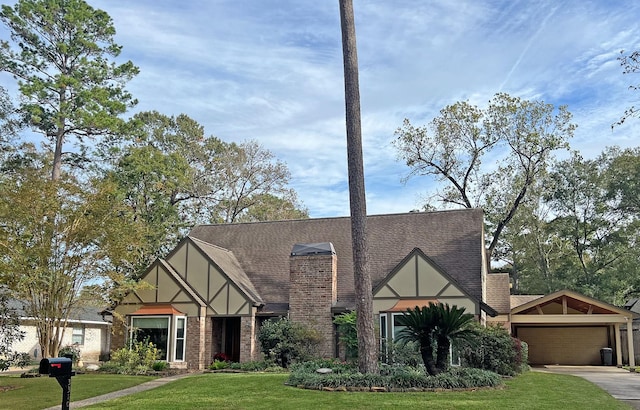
[516, 326, 609, 365]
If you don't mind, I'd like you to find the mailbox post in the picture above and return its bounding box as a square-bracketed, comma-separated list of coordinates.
[39, 357, 75, 410]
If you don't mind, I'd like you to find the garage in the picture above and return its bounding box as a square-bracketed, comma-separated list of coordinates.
[510, 290, 637, 366]
[515, 326, 610, 365]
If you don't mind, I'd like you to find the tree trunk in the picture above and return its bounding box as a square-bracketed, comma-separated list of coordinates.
[435, 335, 450, 374]
[52, 128, 64, 181]
[420, 337, 438, 376]
[339, 0, 378, 374]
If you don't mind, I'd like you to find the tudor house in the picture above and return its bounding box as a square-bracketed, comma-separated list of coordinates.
[111, 209, 637, 369]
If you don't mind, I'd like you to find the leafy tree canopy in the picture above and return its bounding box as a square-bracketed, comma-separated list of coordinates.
[503, 147, 640, 304]
[0, 156, 147, 357]
[394, 93, 575, 260]
[0, 0, 138, 179]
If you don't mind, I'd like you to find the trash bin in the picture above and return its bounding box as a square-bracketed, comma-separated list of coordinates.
[600, 347, 613, 366]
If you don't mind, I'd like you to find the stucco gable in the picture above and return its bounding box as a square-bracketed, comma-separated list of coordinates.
[124, 258, 206, 307]
[372, 248, 486, 315]
[373, 248, 469, 299]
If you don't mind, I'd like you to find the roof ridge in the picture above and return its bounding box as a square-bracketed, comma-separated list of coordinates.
[189, 208, 482, 229]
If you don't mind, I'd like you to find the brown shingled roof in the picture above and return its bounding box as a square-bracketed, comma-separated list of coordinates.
[189, 237, 264, 304]
[188, 209, 484, 308]
[486, 273, 511, 314]
[510, 294, 544, 309]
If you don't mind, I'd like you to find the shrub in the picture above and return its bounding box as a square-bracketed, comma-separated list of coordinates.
[239, 359, 282, 372]
[0, 352, 31, 371]
[289, 358, 355, 374]
[333, 311, 358, 361]
[287, 362, 502, 390]
[103, 339, 160, 374]
[459, 324, 527, 376]
[59, 345, 81, 365]
[209, 360, 229, 370]
[384, 340, 422, 367]
[213, 352, 230, 362]
[152, 361, 168, 371]
[257, 318, 321, 368]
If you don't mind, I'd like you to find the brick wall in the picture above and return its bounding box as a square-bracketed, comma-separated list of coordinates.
[204, 317, 212, 365]
[185, 316, 200, 369]
[289, 251, 337, 358]
[239, 314, 256, 362]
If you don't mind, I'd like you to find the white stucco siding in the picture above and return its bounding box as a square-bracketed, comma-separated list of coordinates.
[6, 321, 110, 362]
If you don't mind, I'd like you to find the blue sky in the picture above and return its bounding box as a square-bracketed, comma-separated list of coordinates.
[5, 0, 640, 218]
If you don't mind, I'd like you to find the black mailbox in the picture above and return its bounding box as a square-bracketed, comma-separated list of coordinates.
[39, 357, 73, 377]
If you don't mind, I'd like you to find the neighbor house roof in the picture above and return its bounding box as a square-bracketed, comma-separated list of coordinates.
[188, 209, 485, 307]
[7, 299, 109, 324]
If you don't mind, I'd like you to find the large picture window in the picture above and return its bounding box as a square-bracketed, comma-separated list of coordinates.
[379, 311, 460, 366]
[131, 316, 170, 361]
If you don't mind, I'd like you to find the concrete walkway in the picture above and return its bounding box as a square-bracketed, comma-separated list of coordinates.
[535, 365, 640, 409]
[43, 372, 194, 409]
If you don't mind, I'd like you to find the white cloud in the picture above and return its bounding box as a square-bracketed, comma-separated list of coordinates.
[3, 0, 640, 217]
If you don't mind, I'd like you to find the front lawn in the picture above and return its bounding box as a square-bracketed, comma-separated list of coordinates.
[82, 372, 630, 410]
[0, 373, 156, 410]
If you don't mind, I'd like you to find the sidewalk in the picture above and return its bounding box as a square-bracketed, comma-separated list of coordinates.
[43, 372, 194, 409]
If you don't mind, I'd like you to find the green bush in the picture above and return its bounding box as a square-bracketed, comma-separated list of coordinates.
[287, 362, 502, 390]
[290, 358, 354, 374]
[333, 311, 358, 361]
[384, 340, 422, 367]
[209, 359, 229, 370]
[257, 318, 321, 368]
[0, 352, 31, 371]
[240, 360, 282, 372]
[103, 339, 160, 374]
[459, 324, 527, 376]
[59, 345, 81, 365]
[152, 361, 168, 371]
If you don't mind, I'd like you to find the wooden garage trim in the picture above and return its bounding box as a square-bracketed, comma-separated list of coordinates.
[511, 314, 629, 324]
[512, 289, 635, 318]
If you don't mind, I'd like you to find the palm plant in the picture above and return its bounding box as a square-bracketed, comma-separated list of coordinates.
[395, 305, 438, 375]
[433, 304, 475, 373]
[396, 303, 476, 375]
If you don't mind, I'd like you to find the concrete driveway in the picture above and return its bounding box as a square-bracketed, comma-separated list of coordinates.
[535, 365, 640, 409]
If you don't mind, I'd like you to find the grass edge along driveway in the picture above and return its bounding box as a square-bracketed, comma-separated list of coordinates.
[76, 371, 632, 410]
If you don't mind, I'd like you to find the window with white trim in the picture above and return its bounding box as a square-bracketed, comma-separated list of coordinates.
[391, 313, 406, 339]
[379, 311, 460, 366]
[379, 315, 388, 362]
[174, 316, 186, 361]
[72, 326, 85, 345]
[131, 316, 170, 361]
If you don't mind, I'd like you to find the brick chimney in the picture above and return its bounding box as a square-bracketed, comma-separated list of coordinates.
[289, 242, 337, 358]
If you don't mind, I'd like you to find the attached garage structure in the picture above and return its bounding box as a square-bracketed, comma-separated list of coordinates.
[517, 326, 610, 365]
[511, 290, 637, 366]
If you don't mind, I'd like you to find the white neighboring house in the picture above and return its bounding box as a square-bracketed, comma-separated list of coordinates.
[7, 300, 111, 364]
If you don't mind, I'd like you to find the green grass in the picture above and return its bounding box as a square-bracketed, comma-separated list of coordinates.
[78, 372, 631, 410]
[0, 373, 156, 410]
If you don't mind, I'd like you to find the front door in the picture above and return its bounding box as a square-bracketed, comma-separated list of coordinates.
[212, 317, 241, 362]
